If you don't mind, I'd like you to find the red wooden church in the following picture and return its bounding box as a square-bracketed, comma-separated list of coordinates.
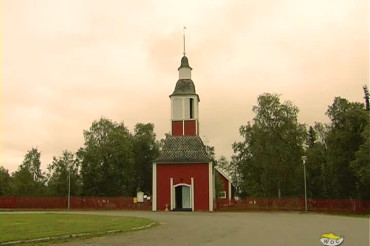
[152, 53, 215, 211]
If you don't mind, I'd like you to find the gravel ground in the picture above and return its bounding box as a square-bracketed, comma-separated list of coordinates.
[49, 211, 369, 246]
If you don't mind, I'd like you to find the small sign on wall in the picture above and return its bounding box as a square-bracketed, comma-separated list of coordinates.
[137, 191, 144, 203]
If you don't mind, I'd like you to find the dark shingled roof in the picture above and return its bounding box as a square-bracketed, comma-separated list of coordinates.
[155, 136, 211, 163]
[170, 79, 197, 97]
[178, 56, 192, 70]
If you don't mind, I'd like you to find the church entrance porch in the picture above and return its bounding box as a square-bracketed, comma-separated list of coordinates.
[170, 179, 194, 211]
[154, 164, 212, 212]
[174, 185, 191, 211]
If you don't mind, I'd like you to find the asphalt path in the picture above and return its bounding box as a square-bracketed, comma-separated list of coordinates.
[52, 211, 369, 246]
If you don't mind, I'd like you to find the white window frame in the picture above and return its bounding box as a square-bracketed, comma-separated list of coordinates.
[218, 191, 227, 199]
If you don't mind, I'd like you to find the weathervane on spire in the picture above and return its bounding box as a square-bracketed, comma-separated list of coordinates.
[183, 26, 187, 56]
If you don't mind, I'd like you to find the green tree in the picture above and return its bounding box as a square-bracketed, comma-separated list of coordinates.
[307, 126, 316, 149]
[325, 97, 368, 199]
[47, 150, 80, 196]
[0, 166, 13, 196]
[133, 123, 160, 194]
[78, 118, 135, 196]
[12, 148, 46, 196]
[204, 144, 216, 163]
[350, 116, 370, 199]
[232, 136, 263, 197]
[363, 85, 369, 111]
[233, 93, 306, 198]
[305, 123, 329, 198]
[216, 156, 238, 187]
[158, 132, 171, 150]
[215, 156, 230, 175]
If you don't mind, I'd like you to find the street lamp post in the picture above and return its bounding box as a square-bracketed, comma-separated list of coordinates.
[68, 169, 71, 210]
[301, 156, 307, 212]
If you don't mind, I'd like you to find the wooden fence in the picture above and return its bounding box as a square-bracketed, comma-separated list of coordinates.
[1, 197, 369, 214]
[0, 197, 151, 210]
[216, 198, 370, 214]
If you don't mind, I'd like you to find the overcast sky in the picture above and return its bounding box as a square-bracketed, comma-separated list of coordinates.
[2, 0, 368, 173]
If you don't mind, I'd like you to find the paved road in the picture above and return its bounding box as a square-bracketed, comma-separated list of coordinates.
[55, 211, 369, 246]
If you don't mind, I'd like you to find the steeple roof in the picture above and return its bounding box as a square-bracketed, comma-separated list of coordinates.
[171, 55, 199, 100]
[178, 56, 192, 70]
[170, 79, 196, 96]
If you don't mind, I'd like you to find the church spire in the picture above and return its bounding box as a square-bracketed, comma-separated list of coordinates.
[169, 30, 200, 136]
[183, 26, 186, 56]
[178, 27, 192, 79]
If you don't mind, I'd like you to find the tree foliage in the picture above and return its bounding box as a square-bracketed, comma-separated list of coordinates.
[350, 113, 370, 199]
[307, 126, 316, 149]
[47, 150, 81, 196]
[325, 97, 368, 199]
[78, 118, 135, 196]
[363, 85, 369, 111]
[0, 166, 13, 196]
[216, 156, 239, 188]
[12, 148, 46, 196]
[3, 89, 369, 200]
[133, 123, 160, 194]
[77, 118, 160, 197]
[215, 156, 230, 176]
[302, 95, 369, 200]
[305, 123, 329, 198]
[233, 92, 369, 200]
[233, 93, 306, 198]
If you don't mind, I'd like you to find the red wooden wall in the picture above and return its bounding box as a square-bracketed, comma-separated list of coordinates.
[184, 120, 196, 135]
[172, 120, 197, 136]
[156, 163, 209, 211]
[216, 172, 229, 199]
[172, 121, 183, 136]
[215, 198, 370, 214]
[1, 196, 369, 214]
[0, 197, 151, 210]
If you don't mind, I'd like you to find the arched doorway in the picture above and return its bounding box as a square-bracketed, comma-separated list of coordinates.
[174, 184, 192, 211]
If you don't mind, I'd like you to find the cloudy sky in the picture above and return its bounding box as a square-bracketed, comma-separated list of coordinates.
[2, 0, 368, 173]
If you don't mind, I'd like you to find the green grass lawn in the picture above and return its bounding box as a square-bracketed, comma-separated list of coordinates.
[0, 213, 156, 244]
